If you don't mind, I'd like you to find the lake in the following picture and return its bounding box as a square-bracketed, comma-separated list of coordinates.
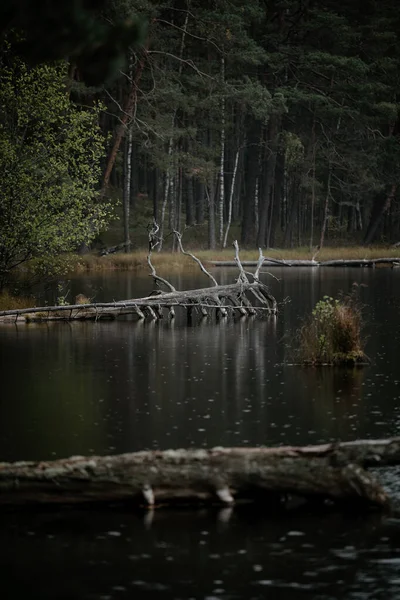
[1, 266, 400, 599]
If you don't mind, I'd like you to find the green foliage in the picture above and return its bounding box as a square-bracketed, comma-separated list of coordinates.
[0, 49, 112, 289]
[0, 0, 146, 84]
[295, 287, 369, 366]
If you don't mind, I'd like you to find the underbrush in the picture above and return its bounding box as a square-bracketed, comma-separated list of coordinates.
[295, 286, 369, 366]
[0, 291, 35, 311]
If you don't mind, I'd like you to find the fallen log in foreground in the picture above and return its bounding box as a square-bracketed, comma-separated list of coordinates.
[211, 257, 400, 268]
[1, 439, 400, 510]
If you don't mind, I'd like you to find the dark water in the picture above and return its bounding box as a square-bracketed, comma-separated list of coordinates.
[1, 267, 400, 599]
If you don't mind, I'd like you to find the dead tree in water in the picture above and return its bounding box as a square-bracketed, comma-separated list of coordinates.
[1, 438, 400, 510]
[0, 225, 277, 323]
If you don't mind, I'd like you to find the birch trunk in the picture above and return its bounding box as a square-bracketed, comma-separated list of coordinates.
[223, 147, 240, 248]
[123, 123, 133, 253]
[218, 55, 226, 246]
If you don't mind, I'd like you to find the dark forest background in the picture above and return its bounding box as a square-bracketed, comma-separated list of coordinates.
[2, 0, 400, 252]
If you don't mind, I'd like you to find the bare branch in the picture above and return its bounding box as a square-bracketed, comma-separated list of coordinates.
[147, 221, 176, 292]
[147, 51, 216, 80]
[173, 230, 219, 286]
[254, 248, 265, 280]
[233, 240, 249, 284]
[156, 18, 222, 54]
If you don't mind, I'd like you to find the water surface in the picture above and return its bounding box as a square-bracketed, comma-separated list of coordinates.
[1, 266, 400, 599]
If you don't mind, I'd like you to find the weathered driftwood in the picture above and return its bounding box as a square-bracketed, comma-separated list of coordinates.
[211, 257, 400, 268]
[0, 281, 277, 323]
[0, 230, 277, 323]
[1, 439, 399, 509]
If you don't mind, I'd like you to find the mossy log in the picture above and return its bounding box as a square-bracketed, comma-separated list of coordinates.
[1, 439, 399, 509]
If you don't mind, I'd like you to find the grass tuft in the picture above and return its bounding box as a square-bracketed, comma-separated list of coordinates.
[295, 285, 369, 366]
[0, 291, 35, 311]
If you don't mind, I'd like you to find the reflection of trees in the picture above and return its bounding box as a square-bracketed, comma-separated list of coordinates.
[3, 266, 397, 462]
[116, 315, 280, 450]
[0, 324, 106, 461]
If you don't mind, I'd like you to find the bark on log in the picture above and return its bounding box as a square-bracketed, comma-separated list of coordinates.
[211, 258, 400, 268]
[1, 439, 399, 509]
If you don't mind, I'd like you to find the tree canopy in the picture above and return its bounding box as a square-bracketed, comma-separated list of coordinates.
[1, 0, 400, 270]
[0, 46, 111, 289]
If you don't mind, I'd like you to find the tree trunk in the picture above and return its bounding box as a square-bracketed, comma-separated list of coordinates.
[122, 126, 133, 253]
[101, 48, 148, 194]
[186, 176, 195, 226]
[159, 140, 173, 251]
[364, 184, 397, 245]
[223, 146, 240, 248]
[2, 438, 399, 508]
[310, 127, 316, 251]
[196, 181, 205, 224]
[158, 12, 189, 249]
[241, 121, 261, 245]
[218, 55, 226, 246]
[257, 118, 279, 247]
[319, 166, 332, 250]
[207, 178, 216, 250]
[284, 174, 298, 247]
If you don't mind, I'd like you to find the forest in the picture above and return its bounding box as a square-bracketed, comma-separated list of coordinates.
[1, 0, 400, 285]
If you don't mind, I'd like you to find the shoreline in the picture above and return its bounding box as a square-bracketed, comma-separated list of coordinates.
[69, 246, 400, 272]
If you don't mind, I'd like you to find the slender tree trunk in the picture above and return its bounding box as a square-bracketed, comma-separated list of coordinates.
[364, 184, 397, 245]
[219, 56, 226, 246]
[241, 121, 261, 245]
[101, 48, 148, 194]
[159, 10, 189, 250]
[223, 146, 240, 248]
[123, 127, 133, 252]
[254, 145, 262, 235]
[284, 175, 298, 247]
[207, 179, 216, 250]
[319, 166, 332, 250]
[257, 117, 279, 247]
[310, 121, 316, 251]
[196, 181, 205, 224]
[159, 147, 172, 250]
[233, 146, 244, 221]
[267, 149, 284, 248]
[186, 176, 195, 226]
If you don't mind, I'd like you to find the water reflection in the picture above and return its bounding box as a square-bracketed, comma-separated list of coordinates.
[2, 508, 400, 600]
[1, 267, 400, 599]
[1, 268, 400, 460]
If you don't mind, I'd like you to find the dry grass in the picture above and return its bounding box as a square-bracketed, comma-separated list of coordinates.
[68, 245, 400, 273]
[295, 286, 369, 366]
[0, 291, 36, 311]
